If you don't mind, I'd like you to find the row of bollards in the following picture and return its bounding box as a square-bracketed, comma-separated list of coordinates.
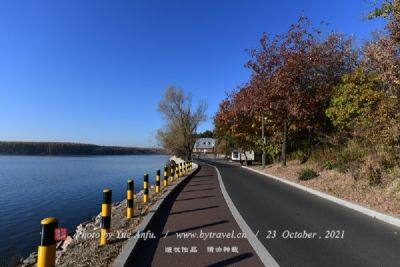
[37, 161, 192, 267]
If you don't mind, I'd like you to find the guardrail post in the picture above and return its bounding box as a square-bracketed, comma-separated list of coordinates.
[163, 166, 168, 187]
[143, 173, 149, 203]
[37, 217, 58, 267]
[169, 166, 174, 183]
[100, 189, 112, 246]
[181, 162, 184, 176]
[156, 170, 161, 193]
[127, 180, 134, 219]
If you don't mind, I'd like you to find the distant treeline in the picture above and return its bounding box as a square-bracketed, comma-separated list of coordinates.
[0, 142, 165, 156]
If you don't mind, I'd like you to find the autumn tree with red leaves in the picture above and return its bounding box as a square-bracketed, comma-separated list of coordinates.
[215, 17, 356, 166]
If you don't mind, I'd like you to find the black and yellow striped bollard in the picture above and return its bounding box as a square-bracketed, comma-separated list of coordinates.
[175, 165, 179, 180]
[143, 173, 149, 203]
[100, 189, 112, 246]
[156, 170, 161, 193]
[164, 166, 168, 187]
[169, 166, 174, 183]
[127, 180, 134, 219]
[37, 217, 57, 267]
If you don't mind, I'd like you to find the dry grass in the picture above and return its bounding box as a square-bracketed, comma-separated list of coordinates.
[252, 160, 400, 217]
[56, 185, 167, 267]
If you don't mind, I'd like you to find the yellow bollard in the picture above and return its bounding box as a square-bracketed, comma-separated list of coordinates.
[163, 166, 168, 187]
[156, 170, 161, 193]
[100, 189, 112, 246]
[143, 173, 149, 203]
[127, 180, 134, 219]
[169, 166, 174, 183]
[37, 217, 57, 267]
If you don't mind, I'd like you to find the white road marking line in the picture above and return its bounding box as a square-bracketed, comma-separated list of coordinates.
[243, 166, 400, 229]
[204, 162, 280, 267]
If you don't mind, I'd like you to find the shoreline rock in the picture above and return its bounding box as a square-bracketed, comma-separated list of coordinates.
[19, 157, 181, 267]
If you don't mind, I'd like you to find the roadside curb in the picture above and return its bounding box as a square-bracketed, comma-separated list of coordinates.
[112, 164, 200, 267]
[202, 161, 279, 267]
[243, 166, 400, 229]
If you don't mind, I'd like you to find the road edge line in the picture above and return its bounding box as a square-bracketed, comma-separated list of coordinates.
[243, 166, 400, 228]
[210, 164, 280, 267]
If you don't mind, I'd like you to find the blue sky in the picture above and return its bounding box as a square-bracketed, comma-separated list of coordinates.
[0, 0, 385, 147]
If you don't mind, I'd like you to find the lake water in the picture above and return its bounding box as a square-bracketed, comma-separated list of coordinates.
[0, 154, 169, 262]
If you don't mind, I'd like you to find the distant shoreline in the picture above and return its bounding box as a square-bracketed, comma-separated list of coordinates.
[0, 141, 165, 156]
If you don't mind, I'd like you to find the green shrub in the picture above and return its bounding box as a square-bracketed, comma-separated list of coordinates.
[289, 150, 309, 164]
[336, 141, 367, 172]
[368, 165, 382, 185]
[323, 160, 334, 170]
[351, 154, 383, 185]
[298, 168, 318, 180]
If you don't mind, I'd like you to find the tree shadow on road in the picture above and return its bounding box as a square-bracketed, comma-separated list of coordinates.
[169, 205, 219, 215]
[175, 195, 215, 202]
[186, 182, 214, 187]
[126, 166, 202, 266]
[206, 253, 254, 267]
[181, 188, 215, 193]
[164, 219, 229, 237]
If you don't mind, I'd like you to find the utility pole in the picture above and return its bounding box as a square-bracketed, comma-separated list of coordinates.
[262, 116, 266, 168]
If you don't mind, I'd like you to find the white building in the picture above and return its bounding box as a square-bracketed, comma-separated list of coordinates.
[193, 138, 216, 154]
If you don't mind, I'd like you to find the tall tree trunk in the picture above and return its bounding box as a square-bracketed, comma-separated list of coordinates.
[185, 143, 191, 160]
[281, 119, 288, 166]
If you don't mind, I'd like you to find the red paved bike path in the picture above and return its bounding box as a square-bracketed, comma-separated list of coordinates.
[127, 163, 264, 266]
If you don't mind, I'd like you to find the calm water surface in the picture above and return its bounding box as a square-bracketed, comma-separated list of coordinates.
[0, 154, 169, 261]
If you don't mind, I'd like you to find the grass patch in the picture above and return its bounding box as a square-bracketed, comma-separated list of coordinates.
[298, 168, 318, 181]
[323, 160, 334, 170]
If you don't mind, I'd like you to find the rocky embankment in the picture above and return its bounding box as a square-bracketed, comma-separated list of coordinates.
[20, 157, 188, 267]
[21, 191, 150, 266]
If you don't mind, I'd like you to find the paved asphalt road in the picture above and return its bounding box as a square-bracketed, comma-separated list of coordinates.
[201, 159, 400, 267]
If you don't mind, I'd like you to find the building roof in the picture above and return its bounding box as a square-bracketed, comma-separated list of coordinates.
[194, 138, 216, 149]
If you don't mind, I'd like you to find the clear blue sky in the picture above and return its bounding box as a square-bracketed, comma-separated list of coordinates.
[0, 0, 385, 147]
